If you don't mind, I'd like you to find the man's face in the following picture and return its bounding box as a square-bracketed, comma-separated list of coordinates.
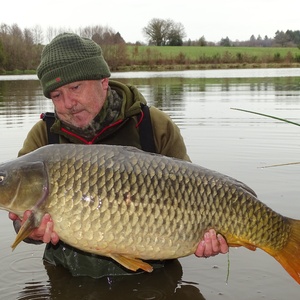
[50, 79, 109, 128]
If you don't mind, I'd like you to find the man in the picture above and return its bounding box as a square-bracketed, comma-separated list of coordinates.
[9, 33, 228, 278]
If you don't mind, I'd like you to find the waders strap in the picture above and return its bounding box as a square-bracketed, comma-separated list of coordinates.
[139, 104, 156, 153]
[41, 112, 59, 144]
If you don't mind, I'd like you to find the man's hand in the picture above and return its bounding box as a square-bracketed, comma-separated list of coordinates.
[195, 229, 228, 257]
[9, 211, 59, 245]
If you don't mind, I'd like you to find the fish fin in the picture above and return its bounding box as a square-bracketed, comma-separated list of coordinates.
[109, 253, 153, 273]
[266, 219, 300, 284]
[229, 242, 257, 251]
[226, 235, 257, 251]
[11, 211, 37, 250]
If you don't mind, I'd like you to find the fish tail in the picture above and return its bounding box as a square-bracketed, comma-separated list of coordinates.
[271, 219, 300, 284]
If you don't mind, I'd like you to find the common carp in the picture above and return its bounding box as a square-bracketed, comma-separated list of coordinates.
[0, 144, 299, 283]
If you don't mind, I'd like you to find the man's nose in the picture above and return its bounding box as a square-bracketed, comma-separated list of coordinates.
[63, 93, 76, 109]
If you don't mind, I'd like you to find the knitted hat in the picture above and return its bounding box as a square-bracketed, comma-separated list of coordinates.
[37, 33, 111, 98]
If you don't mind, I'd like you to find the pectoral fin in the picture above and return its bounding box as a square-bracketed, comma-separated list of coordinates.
[11, 211, 38, 250]
[109, 253, 153, 272]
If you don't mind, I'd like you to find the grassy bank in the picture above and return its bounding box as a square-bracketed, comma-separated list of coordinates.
[129, 46, 300, 60]
[106, 45, 300, 71]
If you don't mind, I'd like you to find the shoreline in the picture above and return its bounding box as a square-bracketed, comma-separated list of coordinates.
[2, 62, 300, 75]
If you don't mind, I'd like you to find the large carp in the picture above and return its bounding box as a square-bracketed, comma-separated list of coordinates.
[0, 144, 299, 283]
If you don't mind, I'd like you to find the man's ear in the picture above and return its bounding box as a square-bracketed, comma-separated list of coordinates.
[101, 78, 109, 90]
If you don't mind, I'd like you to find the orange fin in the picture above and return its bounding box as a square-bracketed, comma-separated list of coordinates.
[266, 219, 300, 284]
[109, 253, 153, 272]
[226, 235, 257, 251]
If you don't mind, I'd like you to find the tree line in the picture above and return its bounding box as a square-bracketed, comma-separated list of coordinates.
[217, 30, 300, 48]
[142, 18, 300, 48]
[0, 20, 299, 72]
[0, 23, 126, 72]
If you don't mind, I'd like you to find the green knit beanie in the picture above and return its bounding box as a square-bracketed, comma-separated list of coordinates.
[37, 33, 111, 98]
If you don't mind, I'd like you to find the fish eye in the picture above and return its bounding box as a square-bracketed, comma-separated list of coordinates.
[0, 173, 6, 183]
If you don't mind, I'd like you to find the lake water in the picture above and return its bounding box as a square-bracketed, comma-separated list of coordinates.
[0, 69, 300, 299]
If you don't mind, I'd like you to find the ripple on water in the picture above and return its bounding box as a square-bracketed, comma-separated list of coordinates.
[179, 249, 300, 300]
[132, 289, 166, 299]
[0, 244, 50, 300]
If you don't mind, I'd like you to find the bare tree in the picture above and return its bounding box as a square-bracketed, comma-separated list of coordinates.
[143, 18, 185, 46]
[167, 21, 186, 46]
[31, 25, 44, 44]
[4, 24, 24, 69]
[143, 18, 168, 46]
[45, 26, 59, 43]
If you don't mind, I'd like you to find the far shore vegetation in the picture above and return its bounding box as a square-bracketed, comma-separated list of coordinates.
[1, 22, 300, 74]
[108, 45, 300, 72]
[3, 45, 300, 75]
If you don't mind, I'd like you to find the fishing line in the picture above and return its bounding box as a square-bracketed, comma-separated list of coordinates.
[226, 251, 230, 284]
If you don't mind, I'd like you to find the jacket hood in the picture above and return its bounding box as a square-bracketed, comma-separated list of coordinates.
[109, 80, 147, 119]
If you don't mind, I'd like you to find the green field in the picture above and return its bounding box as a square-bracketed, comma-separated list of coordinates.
[105, 45, 300, 71]
[128, 46, 300, 60]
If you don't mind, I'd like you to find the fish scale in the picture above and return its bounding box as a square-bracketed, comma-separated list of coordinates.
[0, 144, 299, 283]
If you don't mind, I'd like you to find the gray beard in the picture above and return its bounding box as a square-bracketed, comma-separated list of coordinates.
[59, 88, 123, 140]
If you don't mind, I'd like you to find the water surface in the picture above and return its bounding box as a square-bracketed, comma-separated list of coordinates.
[0, 69, 299, 299]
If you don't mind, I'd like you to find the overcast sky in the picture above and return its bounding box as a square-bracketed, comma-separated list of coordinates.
[1, 0, 299, 43]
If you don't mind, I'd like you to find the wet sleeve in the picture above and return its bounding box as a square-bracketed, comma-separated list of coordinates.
[149, 107, 191, 162]
[18, 120, 48, 157]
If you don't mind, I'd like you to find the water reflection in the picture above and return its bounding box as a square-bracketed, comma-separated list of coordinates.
[112, 68, 300, 79]
[0, 70, 300, 299]
[1, 73, 299, 131]
[11, 260, 205, 300]
[15, 260, 205, 300]
[0, 80, 53, 128]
